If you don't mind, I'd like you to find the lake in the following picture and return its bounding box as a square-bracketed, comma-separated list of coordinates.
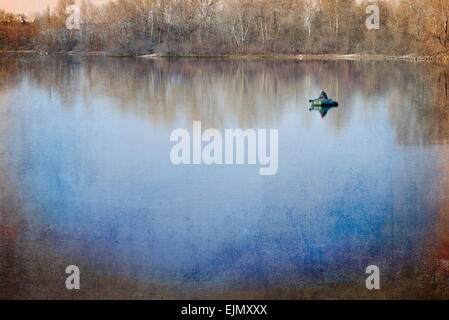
[0, 55, 448, 299]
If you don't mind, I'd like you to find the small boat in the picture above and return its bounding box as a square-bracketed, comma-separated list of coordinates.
[309, 99, 339, 107]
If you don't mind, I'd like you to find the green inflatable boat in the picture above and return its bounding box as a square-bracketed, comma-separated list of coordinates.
[309, 99, 339, 107]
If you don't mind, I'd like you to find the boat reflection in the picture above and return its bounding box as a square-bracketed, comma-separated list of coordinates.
[309, 105, 339, 119]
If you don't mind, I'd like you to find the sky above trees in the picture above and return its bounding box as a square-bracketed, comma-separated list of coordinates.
[0, 0, 104, 15]
[1, 0, 57, 14]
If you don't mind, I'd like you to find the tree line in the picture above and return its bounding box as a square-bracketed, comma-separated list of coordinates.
[0, 0, 448, 56]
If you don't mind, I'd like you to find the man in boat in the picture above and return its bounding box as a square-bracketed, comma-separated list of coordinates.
[318, 89, 328, 100]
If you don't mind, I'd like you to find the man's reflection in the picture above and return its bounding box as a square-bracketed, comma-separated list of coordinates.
[309, 105, 338, 119]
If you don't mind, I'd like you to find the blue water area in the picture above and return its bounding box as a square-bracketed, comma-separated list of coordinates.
[0, 56, 444, 287]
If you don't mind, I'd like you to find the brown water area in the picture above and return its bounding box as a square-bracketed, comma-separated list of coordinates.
[0, 54, 448, 299]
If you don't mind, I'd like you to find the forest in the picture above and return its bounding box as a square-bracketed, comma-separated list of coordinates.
[0, 0, 448, 56]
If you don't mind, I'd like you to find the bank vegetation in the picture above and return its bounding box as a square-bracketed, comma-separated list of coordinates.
[0, 0, 448, 59]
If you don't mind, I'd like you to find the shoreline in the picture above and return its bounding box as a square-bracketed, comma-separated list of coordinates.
[1, 50, 448, 63]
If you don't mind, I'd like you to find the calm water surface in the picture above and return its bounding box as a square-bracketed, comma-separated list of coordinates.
[0, 55, 448, 298]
